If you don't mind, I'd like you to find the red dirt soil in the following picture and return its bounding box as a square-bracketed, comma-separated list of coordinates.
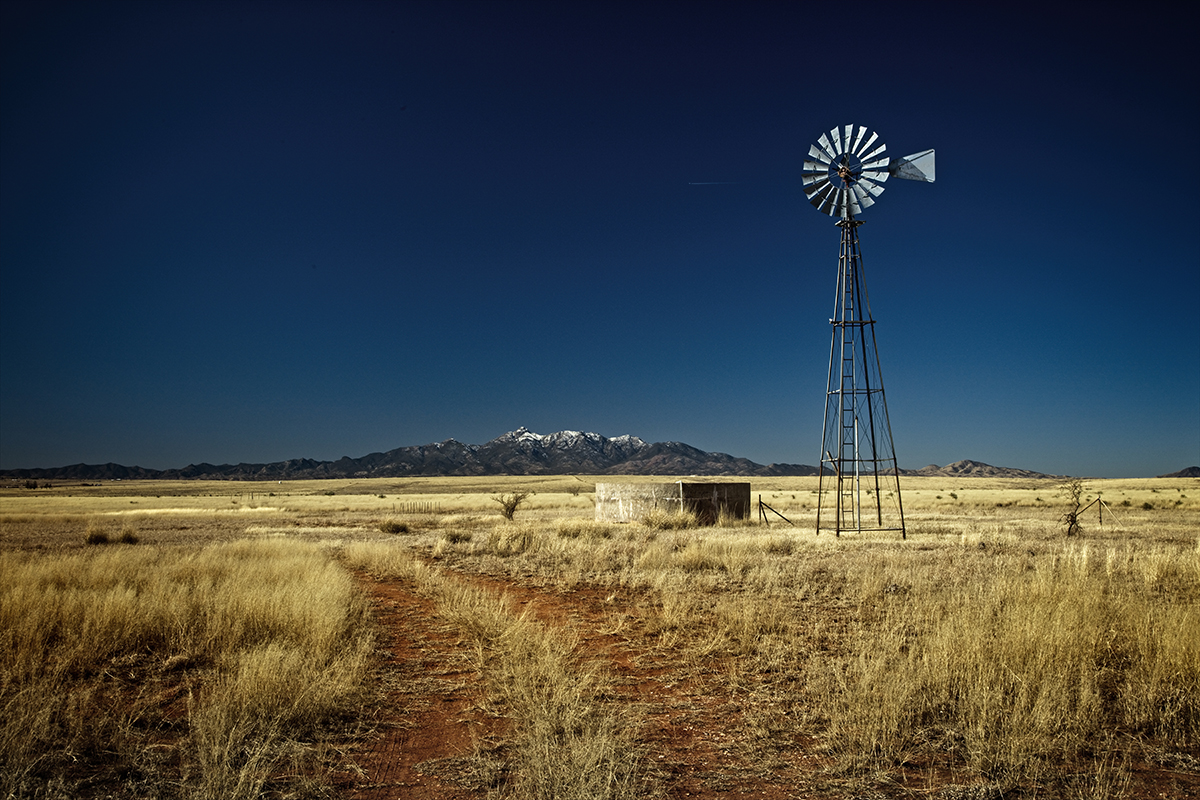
[334, 576, 497, 800]
[337, 570, 1200, 800]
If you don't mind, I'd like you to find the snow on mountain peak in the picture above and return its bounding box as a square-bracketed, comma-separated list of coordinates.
[609, 434, 647, 447]
[495, 428, 647, 451]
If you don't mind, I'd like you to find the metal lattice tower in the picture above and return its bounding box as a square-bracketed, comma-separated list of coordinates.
[800, 124, 934, 538]
[817, 217, 904, 536]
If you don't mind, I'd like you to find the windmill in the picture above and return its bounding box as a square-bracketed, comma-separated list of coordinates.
[802, 124, 934, 538]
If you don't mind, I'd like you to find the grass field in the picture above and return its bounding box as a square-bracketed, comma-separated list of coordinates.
[1, 475, 1197, 799]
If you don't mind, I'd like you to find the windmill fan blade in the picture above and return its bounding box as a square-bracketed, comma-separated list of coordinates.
[835, 187, 853, 218]
[888, 149, 935, 182]
[860, 142, 887, 163]
[809, 182, 836, 208]
[857, 176, 886, 196]
[802, 160, 830, 174]
[807, 145, 833, 164]
[816, 185, 839, 215]
[854, 130, 879, 157]
[850, 125, 867, 156]
[851, 183, 874, 209]
[816, 134, 837, 161]
[804, 176, 830, 194]
[829, 127, 844, 156]
[846, 187, 863, 216]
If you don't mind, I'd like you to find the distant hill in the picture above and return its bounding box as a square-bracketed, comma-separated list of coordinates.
[1, 429, 1088, 482]
[902, 459, 1062, 479]
[0, 428, 818, 481]
[1159, 466, 1200, 478]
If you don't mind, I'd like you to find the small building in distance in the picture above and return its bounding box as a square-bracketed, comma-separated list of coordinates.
[595, 482, 751, 525]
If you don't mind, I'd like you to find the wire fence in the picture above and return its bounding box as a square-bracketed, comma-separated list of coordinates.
[390, 501, 443, 515]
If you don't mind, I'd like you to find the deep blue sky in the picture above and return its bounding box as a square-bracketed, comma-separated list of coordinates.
[2, 1, 1197, 477]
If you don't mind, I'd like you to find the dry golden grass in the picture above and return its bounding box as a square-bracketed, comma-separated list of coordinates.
[2, 475, 1197, 798]
[417, 478, 1199, 794]
[0, 539, 372, 799]
[816, 539, 1199, 779]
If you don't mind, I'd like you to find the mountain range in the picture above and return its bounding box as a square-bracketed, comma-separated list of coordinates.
[0, 427, 1103, 482]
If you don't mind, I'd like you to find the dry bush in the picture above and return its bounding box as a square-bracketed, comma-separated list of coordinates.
[378, 517, 410, 534]
[493, 490, 533, 521]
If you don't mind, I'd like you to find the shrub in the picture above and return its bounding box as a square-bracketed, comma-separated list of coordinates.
[493, 491, 533, 521]
[379, 519, 410, 535]
[85, 530, 110, 545]
[1058, 478, 1085, 536]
